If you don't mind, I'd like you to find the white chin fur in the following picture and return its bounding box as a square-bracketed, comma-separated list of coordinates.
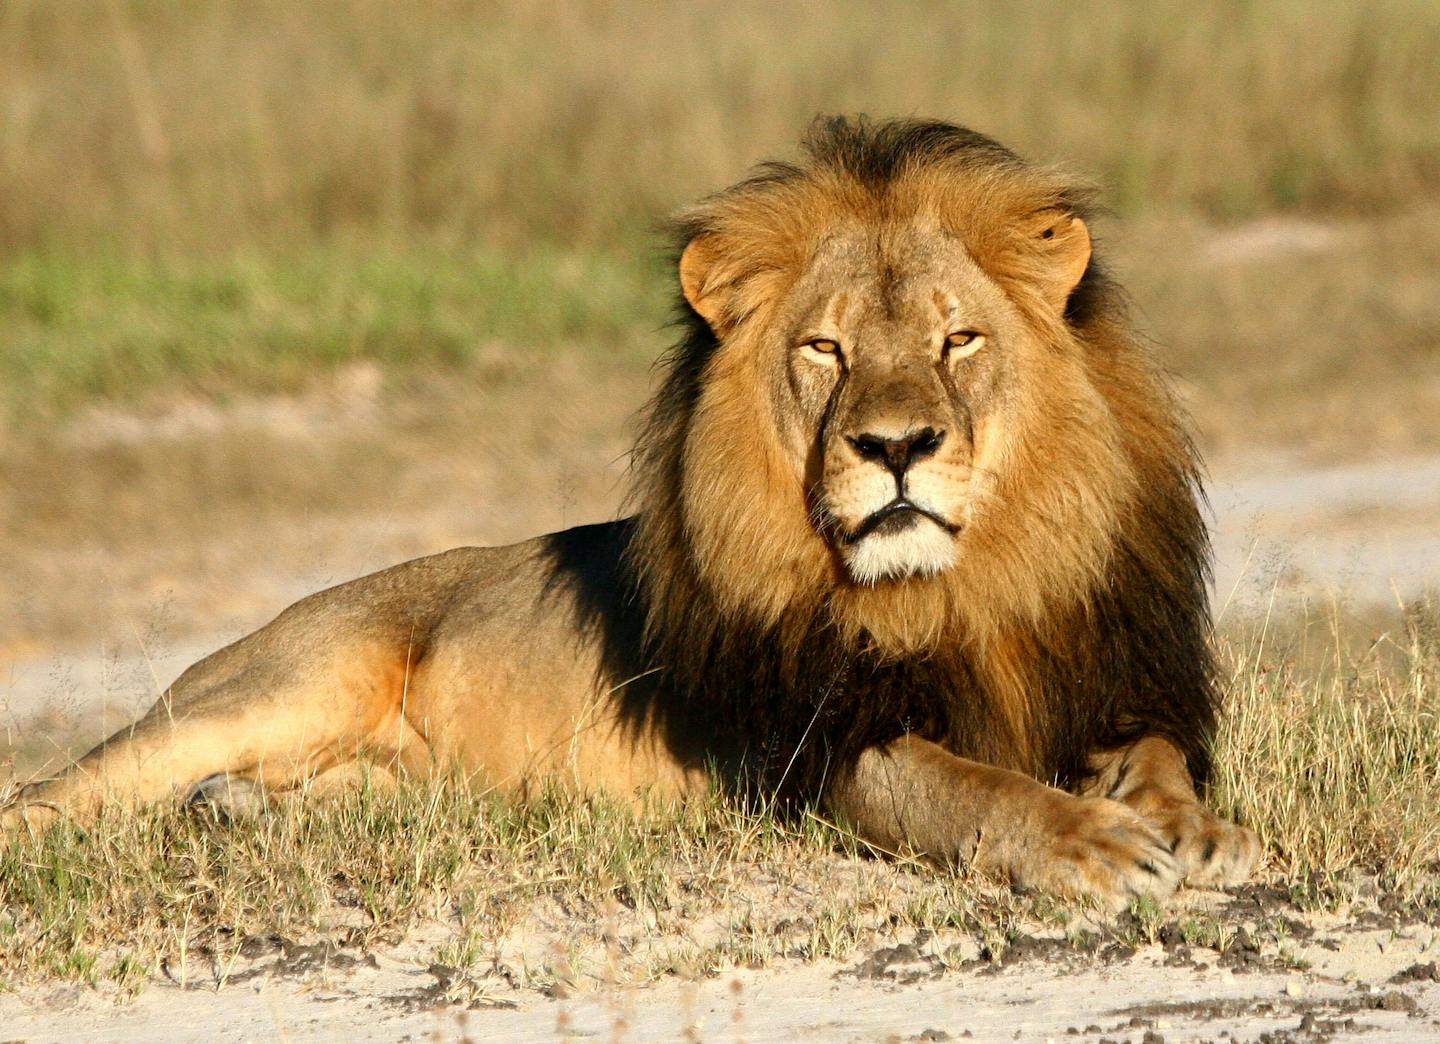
[842, 522, 957, 584]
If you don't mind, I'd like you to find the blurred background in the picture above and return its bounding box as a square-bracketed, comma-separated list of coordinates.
[2, 1, 1438, 769]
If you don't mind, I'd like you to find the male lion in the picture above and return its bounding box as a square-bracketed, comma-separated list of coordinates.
[5, 118, 1260, 908]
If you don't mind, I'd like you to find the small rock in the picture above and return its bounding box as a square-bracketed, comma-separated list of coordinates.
[1390, 961, 1440, 984]
[1376, 990, 1418, 1013]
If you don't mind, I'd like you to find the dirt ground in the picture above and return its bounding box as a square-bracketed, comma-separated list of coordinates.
[3, 890, 1440, 1042]
[1, 213, 1438, 1041]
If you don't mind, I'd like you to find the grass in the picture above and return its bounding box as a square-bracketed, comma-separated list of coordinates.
[4, 1, 1438, 261]
[5, 207, 1440, 456]
[0, 245, 667, 422]
[0, 778, 936, 995]
[3, 4, 1438, 444]
[1213, 594, 1440, 905]
[2, 602, 1437, 995]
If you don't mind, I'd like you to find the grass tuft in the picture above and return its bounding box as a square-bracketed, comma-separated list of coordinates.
[1212, 595, 1440, 906]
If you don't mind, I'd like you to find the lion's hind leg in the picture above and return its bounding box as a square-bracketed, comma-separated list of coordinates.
[2, 629, 433, 835]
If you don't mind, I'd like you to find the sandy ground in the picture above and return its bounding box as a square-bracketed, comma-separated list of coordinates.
[4, 905, 1440, 1042]
[1210, 455, 1440, 613]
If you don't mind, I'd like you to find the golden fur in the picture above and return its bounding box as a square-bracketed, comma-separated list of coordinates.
[3, 119, 1260, 908]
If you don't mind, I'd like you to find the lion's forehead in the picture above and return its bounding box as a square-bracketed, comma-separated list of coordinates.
[788, 227, 1014, 343]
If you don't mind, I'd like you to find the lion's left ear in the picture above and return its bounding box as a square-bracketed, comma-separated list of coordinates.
[1034, 213, 1091, 314]
[679, 234, 728, 329]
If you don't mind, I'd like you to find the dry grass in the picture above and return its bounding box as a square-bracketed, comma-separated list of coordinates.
[4, 1, 1438, 258]
[1212, 594, 1440, 906]
[1116, 209, 1440, 462]
[0, 778, 985, 995]
[2, 602, 1436, 994]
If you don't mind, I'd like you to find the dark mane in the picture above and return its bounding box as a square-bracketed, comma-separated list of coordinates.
[588, 115, 1218, 805]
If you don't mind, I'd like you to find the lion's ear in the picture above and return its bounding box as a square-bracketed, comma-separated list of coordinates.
[679, 234, 728, 328]
[1035, 214, 1091, 314]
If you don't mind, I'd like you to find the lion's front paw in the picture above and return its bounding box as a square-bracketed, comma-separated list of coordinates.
[1146, 800, 1262, 888]
[1009, 795, 1183, 912]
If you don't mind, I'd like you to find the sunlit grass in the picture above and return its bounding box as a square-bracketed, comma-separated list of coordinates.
[1212, 593, 1440, 906]
[3, 0, 1437, 258]
[0, 245, 667, 420]
[3, 602, 1437, 994]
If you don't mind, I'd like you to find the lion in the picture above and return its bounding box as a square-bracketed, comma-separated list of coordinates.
[3, 118, 1260, 908]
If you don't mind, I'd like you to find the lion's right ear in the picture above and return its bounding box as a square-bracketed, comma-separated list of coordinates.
[679, 235, 728, 329]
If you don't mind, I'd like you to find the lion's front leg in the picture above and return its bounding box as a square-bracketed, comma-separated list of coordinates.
[825, 734, 1182, 910]
[1083, 735, 1261, 889]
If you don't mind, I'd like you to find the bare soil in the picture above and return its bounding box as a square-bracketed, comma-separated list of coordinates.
[3, 890, 1439, 1042]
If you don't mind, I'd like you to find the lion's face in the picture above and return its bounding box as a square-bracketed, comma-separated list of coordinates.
[768, 220, 1028, 584]
[679, 200, 1094, 591]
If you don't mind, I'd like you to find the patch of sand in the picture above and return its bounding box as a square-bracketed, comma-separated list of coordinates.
[4, 915, 1439, 1042]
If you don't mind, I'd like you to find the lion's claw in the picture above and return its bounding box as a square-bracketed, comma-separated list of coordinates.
[1148, 801, 1262, 888]
[1012, 795, 1183, 911]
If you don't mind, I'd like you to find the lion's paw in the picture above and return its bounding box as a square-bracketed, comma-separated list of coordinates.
[1148, 801, 1261, 888]
[1011, 795, 1183, 912]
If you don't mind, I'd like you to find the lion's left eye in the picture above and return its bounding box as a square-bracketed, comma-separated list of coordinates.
[943, 331, 985, 360]
[798, 338, 843, 365]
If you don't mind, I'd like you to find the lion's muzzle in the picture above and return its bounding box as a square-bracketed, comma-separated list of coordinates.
[823, 424, 966, 584]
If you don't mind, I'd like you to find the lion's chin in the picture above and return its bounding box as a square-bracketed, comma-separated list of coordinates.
[841, 522, 958, 585]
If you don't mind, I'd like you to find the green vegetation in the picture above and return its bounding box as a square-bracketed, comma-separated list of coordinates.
[2, 1, 1438, 415]
[0, 246, 666, 420]
[5, 0, 1438, 256]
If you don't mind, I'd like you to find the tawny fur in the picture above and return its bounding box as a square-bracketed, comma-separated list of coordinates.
[3, 118, 1261, 908]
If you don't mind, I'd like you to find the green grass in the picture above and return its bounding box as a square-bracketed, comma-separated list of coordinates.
[0, 245, 668, 420]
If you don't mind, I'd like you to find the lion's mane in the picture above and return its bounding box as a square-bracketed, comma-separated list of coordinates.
[615, 117, 1215, 802]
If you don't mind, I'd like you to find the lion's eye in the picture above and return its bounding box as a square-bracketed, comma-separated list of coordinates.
[799, 338, 842, 364]
[943, 331, 985, 361]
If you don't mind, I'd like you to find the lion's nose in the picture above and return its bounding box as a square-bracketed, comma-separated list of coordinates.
[846, 426, 945, 479]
